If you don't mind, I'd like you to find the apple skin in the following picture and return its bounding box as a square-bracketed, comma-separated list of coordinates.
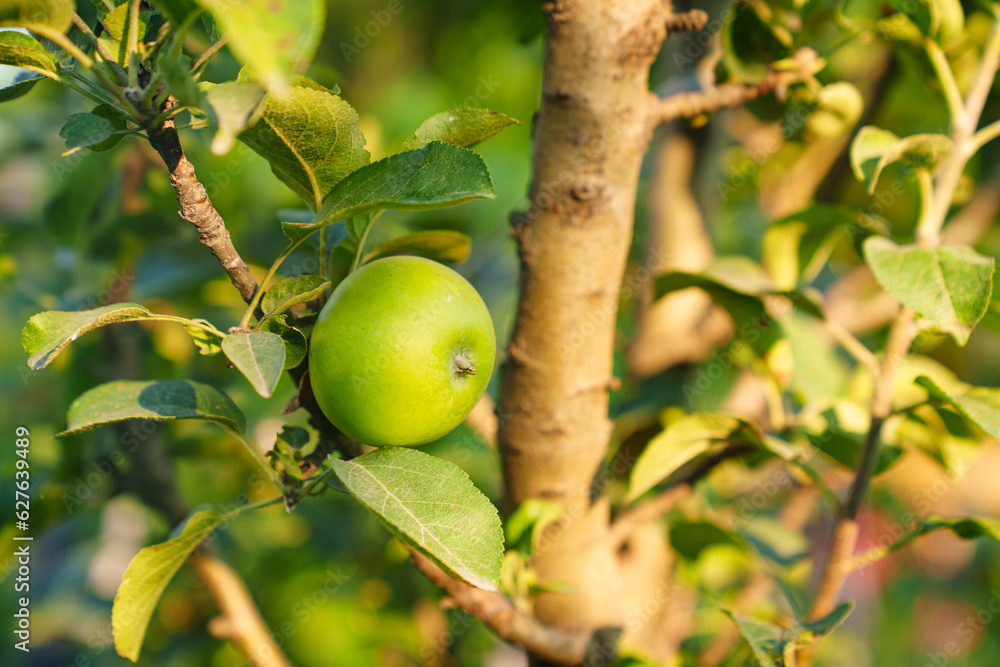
[308, 256, 496, 447]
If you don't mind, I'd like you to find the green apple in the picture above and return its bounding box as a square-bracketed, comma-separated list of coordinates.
[308, 256, 496, 446]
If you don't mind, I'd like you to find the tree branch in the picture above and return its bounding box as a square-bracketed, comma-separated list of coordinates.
[498, 0, 671, 643]
[651, 70, 796, 126]
[651, 48, 819, 128]
[665, 9, 708, 33]
[190, 551, 293, 667]
[409, 549, 590, 665]
[145, 99, 258, 304]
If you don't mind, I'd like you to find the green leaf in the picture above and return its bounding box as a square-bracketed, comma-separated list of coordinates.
[22, 303, 155, 369]
[312, 142, 497, 238]
[194, 0, 325, 95]
[148, 0, 201, 25]
[762, 205, 862, 290]
[801, 601, 854, 638]
[888, 0, 964, 47]
[58, 107, 128, 152]
[187, 320, 223, 356]
[261, 274, 329, 319]
[97, 2, 148, 66]
[850, 127, 952, 194]
[363, 230, 472, 265]
[916, 515, 1000, 542]
[915, 375, 1000, 440]
[0, 29, 58, 76]
[281, 222, 310, 243]
[655, 259, 790, 355]
[157, 53, 201, 110]
[807, 408, 902, 475]
[269, 425, 314, 481]
[0, 0, 74, 31]
[670, 520, 743, 560]
[863, 237, 994, 345]
[256, 314, 306, 370]
[279, 218, 333, 244]
[719, 598, 854, 667]
[504, 499, 562, 556]
[345, 214, 373, 242]
[718, 607, 784, 667]
[238, 77, 369, 210]
[850, 126, 901, 190]
[201, 80, 266, 155]
[627, 414, 763, 502]
[112, 509, 226, 662]
[61, 379, 246, 436]
[0, 72, 38, 102]
[329, 447, 504, 591]
[720, 2, 790, 84]
[221, 331, 285, 398]
[399, 108, 520, 152]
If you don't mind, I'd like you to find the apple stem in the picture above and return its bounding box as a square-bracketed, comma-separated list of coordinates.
[453, 353, 477, 377]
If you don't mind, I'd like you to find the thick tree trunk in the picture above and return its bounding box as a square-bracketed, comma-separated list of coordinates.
[498, 1, 668, 659]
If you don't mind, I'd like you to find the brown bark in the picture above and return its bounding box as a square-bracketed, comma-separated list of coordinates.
[652, 67, 803, 125]
[146, 102, 258, 305]
[410, 550, 591, 664]
[498, 0, 669, 652]
[664, 9, 708, 33]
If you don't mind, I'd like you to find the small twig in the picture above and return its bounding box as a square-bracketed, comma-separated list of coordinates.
[925, 40, 964, 126]
[665, 9, 708, 33]
[189, 552, 293, 667]
[823, 319, 879, 378]
[651, 69, 799, 126]
[145, 98, 259, 304]
[191, 36, 230, 79]
[408, 549, 591, 665]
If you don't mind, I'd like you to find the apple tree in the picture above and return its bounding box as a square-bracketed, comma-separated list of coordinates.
[4, 0, 1000, 666]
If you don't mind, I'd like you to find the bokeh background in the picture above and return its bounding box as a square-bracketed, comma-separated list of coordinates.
[2, 1, 1000, 665]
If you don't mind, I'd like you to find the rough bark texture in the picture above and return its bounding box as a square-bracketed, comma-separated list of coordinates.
[498, 0, 669, 650]
[410, 550, 590, 664]
[146, 109, 258, 305]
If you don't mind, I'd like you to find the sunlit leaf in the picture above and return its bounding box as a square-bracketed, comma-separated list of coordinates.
[0, 29, 59, 76]
[195, 0, 325, 94]
[311, 142, 496, 241]
[915, 375, 1000, 440]
[864, 237, 994, 345]
[61, 379, 246, 436]
[239, 77, 369, 208]
[113, 510, 226, 661]
[222, 331, 286, 397]
[330, 447, 504, 591]
[399, 108, 519, 152]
